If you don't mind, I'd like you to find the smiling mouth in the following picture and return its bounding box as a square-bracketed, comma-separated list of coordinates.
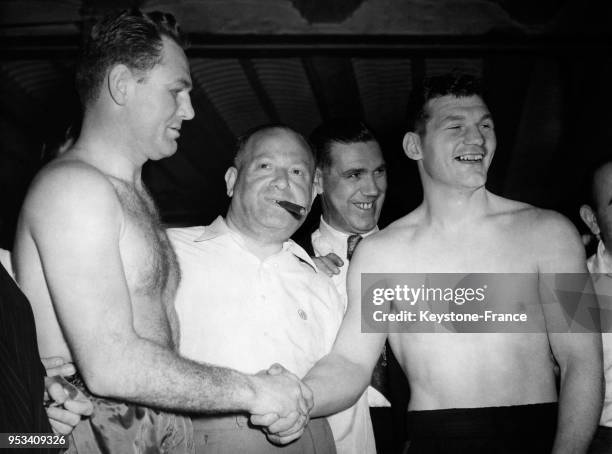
[455, 154, 483, 162]
[354, 202, 375, 210]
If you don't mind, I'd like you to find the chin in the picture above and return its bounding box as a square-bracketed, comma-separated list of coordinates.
[350, 219, 376, 233]
[165, 145, 179, 157]
[264, 213, 297, 229]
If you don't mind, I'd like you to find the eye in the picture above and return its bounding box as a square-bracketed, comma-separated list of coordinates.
[347, 172, 360, 179]
[258, 162, 271, 169]
[481, 122, 494, 130]
[291, 168, 304, 176]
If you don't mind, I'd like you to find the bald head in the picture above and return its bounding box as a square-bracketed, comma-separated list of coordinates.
[233, 125, 313, 174]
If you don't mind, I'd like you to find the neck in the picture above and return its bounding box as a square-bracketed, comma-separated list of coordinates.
[69, 109, 146, 183]
[320, 214, 371, 236]
[225, 210, 285, 260]
[421, 181, 490, 229]
[321, 214, 348, 235]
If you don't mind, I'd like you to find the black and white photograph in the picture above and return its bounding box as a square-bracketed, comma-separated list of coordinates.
[1, 1, 611, 453]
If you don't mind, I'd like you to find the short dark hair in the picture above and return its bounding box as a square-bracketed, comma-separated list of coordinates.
[309, 118, 378, 171]
[233, 123, 312, 170]
[75, 8, 186, 106]
[582, 156, 612, 208]
[409, 73, 484, 136]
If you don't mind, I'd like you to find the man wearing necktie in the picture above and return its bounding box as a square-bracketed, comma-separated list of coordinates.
[305, 118, 397, 454]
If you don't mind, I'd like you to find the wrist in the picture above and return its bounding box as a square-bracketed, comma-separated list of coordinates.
[239, 373, 261, 413]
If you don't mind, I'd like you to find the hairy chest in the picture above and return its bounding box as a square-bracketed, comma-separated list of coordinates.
[111, 181, 180, 300]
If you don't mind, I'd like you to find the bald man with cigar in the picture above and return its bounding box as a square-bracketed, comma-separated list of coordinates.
[168, 124, 343, 453]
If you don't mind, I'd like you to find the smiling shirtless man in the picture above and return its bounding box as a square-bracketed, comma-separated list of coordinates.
[268, 74, 604, 453]
[13, 9, 311, 452]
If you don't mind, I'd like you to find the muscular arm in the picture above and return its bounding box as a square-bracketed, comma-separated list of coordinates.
[303, 240, 387, 417]
[14, 164, 304, 416]
[537, 213, 603, 453]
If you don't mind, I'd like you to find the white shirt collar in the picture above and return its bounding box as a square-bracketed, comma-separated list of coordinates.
[195, 215, 318, 272]
[588, 240, 612, 276]
[195, 215, 232, 241]
[314, 216, 378, 259]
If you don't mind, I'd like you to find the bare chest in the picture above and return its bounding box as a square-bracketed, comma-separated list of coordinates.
[386, 228, 539, 274]
[111, 181, 180, 346]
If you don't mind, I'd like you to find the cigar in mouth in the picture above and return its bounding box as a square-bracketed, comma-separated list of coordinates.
[276, 200, 306, 219]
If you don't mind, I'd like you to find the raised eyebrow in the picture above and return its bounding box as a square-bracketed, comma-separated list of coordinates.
[342, 168, 366, 176]
[292, 161, 312, 171]
[440, 113, 494, 124]
[440, 114, 466, 124]
[175, 78, 193, 91]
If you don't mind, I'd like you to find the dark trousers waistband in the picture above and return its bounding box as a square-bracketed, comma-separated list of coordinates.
[407, 402, 558, 438]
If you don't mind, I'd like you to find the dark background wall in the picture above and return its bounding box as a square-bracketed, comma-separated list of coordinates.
[1, 0, 611, 248]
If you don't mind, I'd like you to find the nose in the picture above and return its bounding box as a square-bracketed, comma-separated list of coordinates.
[178, 93, 195, 121]
[464, 125, 484, 146]
[271, 168, 290, 190]
[360, 173, 381, 198]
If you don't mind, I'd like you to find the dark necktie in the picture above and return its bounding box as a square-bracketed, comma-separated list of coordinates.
[346, 233, 389, 400]
[346, 234, 362, 260]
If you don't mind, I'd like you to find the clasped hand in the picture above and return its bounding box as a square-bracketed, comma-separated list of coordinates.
[249, 363, 314, 445]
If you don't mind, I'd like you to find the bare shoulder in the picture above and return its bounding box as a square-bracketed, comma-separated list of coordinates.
[371, 206, 424, 245]
[361, 216, 412, 252]
[28, 158, 113, 196]
[492, 195, 578, 241]
[22, 158, 122, 231]
[490, 194, 585, 271]
[351, 207, 424, 272]
[527, 207, 579, 239]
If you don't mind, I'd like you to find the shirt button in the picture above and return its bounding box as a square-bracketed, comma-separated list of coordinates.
[298, 309, 307, 320]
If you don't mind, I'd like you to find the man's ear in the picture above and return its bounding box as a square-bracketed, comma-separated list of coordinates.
[107, 64, 133, 106]
[224, 167, 238, 197]
[403, 132, 423, 161]
[314, 167, 324, 196]
[580, 204, 600, 237]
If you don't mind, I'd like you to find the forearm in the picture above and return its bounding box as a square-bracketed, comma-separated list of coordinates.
[552, 362, 603, 454]
[80, 336, 256, 414]
[303, 353, 370, 417]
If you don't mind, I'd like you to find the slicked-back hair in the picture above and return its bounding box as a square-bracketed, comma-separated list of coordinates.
[309, 118, 378, 171]
[232, 123, 312, 171]
[582, 156, 612, 209]
[409, 73, 484, 137]
[75, 8, 186, 107]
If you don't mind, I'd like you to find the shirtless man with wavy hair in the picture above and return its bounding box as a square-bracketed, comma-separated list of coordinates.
[14, 8, 310, 452]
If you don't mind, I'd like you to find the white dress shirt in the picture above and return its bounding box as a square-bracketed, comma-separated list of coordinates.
[587, 240, 612, 427]
[311, 217, 381, 454]
[311, 217, 379, 312]
[168, 216, 344, 379]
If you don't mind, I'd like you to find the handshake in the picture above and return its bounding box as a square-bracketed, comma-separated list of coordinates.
[248, 363, 315, 445]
